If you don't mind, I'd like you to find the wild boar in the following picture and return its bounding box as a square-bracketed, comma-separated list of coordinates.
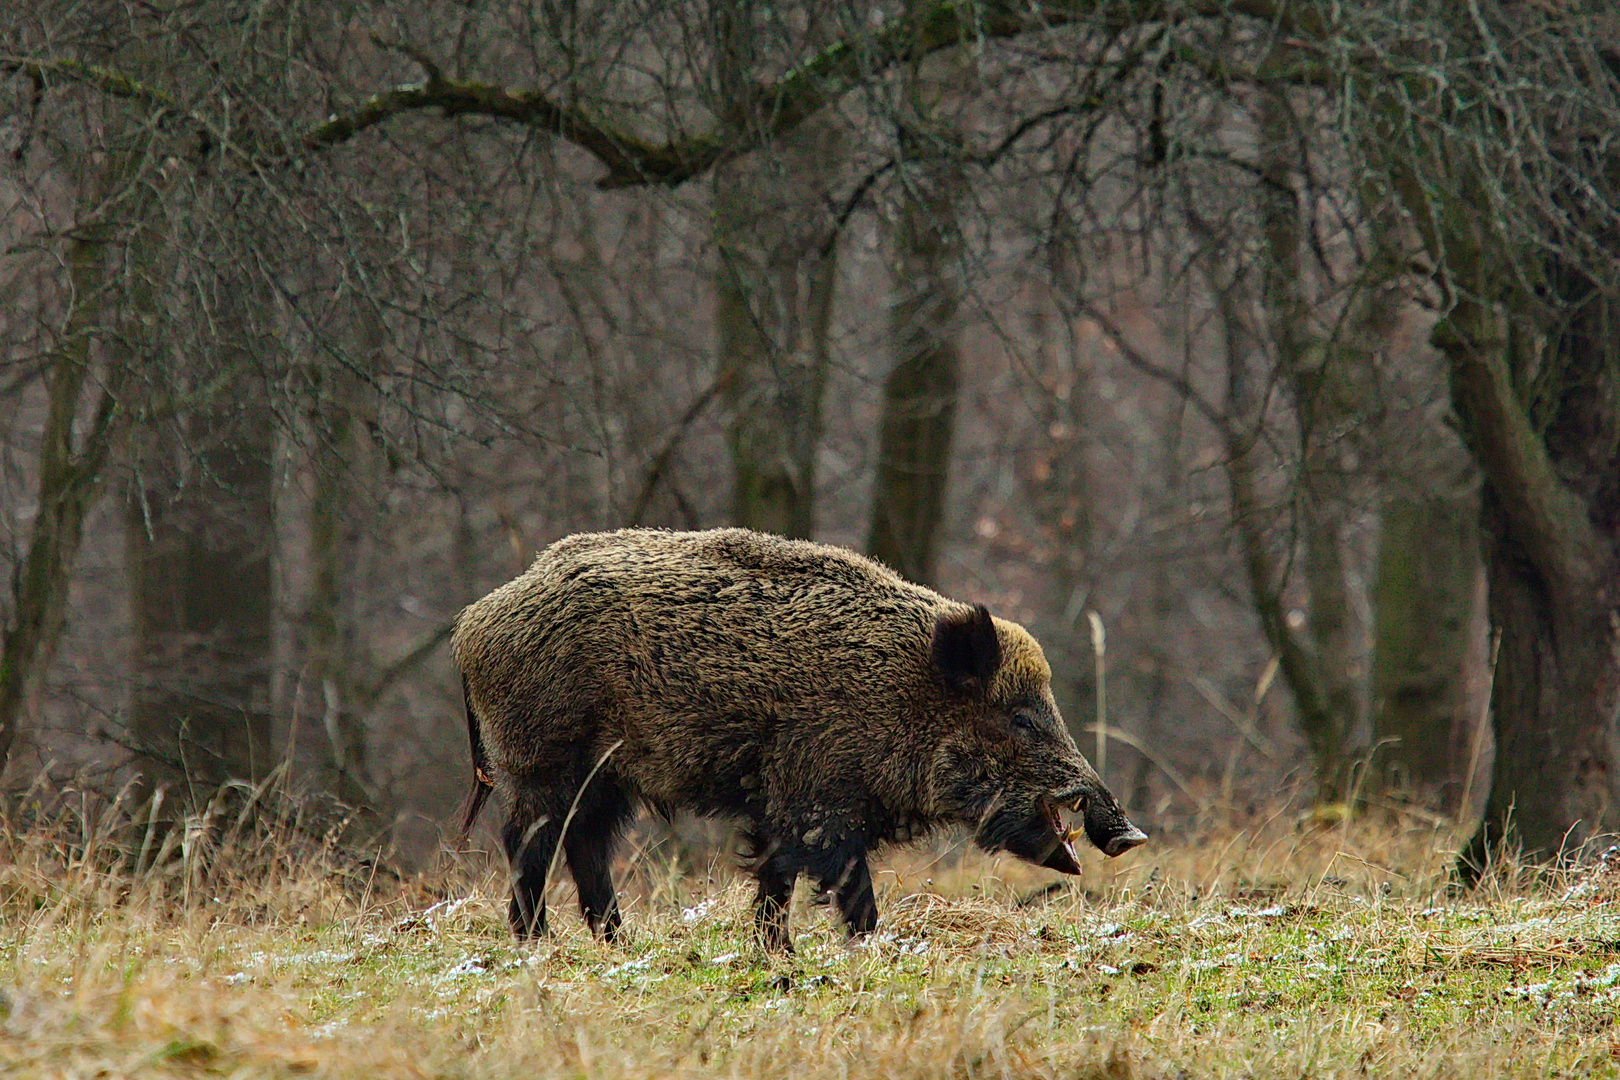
[454, 527, 1145, 951]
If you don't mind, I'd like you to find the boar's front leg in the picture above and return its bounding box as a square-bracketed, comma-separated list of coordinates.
[816, 848, 877, 938]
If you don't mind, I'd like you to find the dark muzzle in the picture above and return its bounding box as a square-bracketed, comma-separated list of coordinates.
[1085, 797, 1148, 858]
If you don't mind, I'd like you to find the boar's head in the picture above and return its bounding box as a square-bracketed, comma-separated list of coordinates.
[927, 604, 1147, 874]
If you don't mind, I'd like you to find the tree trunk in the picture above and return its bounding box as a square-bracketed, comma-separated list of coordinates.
[711, 3, 838, 540]
[865, 16, 967, 589]
[128, 286, 276, 796]
[713, 163, 834, 540]
[1369, 488, 1487, 804]
[865, 287, 961, 587]
[1468, 499, 1618, 868]
[0, 232, 127, 772]
[1212, 254, 1356, 805]
[1441, 288, 1620, 878]
[0, 141, 153, 775]
[291, 306, 385, 810]
[1221, 426, 1346, 799]
[1252, 86, 1381, 804]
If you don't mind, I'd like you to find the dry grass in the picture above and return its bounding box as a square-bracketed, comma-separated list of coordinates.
[4, 799, 1620, 1079]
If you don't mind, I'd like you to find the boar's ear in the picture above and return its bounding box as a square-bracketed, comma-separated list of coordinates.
[932, 604, 1002, 692]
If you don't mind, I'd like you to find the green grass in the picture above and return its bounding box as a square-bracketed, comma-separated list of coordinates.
[4, 805, 1620, 1078]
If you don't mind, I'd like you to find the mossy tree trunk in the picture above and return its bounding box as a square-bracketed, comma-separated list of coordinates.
[865, 176, 962, 586]
[713, 172, 834, 540]
[1334, 0, 1620, 873]
[1439, 289, 1620, 876]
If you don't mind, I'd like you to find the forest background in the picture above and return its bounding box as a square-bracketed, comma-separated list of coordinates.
[1, 0, 1617, 879]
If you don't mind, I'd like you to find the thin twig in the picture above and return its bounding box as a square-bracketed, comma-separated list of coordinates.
[629, 373, 735, 525]
[1085, 723, 1206, 812]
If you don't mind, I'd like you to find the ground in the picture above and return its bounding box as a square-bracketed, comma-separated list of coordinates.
[3, 804, 1619, 1078]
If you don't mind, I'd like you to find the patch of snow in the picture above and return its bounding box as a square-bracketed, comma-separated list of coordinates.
[1504, 980, 1556, 1001]
[1507, 962, 1620, 1008]
[442, 955, 488, 978]
[1587, 963, 1620, 988]
[395, 897, 472, 933]
[504, 954, 545, 970]
[1493, 917, 1557, 935]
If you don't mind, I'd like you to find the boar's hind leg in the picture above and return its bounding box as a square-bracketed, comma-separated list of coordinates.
[501, 800, 561, 940]
[748, 840, 799, 954]
[815, 849, 877, 938]
[562, 779, 633, 942]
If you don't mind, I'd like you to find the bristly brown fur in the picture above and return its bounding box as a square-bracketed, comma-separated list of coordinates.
[451, 527, 1143, 948]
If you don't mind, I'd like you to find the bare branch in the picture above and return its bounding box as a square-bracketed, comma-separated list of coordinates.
[1079, 302, 1233, 439]
[356, 623, 453, 718]
[9, 0, 1322, 188]
[0, 55, 177, 112]
[299, 71, 699, 186]
[629, 371, 737, 526]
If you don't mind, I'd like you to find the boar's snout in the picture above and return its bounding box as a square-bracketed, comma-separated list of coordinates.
[1103, 824, 1148, 856]
[1079, 791, 1148, 857]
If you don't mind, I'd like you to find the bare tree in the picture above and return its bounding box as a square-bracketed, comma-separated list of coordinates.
[1325, 2, 1620, 872]
[0, 197, 134, 770]
[289, 302, 389, 809]
[866, 11, 970, 588]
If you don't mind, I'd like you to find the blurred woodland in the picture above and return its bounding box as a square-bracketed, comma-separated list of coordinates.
[1, 0, 1616, 875]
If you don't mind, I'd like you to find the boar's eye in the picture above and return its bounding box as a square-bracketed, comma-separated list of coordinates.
[1011, 711, 1038, 733]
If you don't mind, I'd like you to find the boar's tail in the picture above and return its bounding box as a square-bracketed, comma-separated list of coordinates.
[454, 672, 494, 851]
